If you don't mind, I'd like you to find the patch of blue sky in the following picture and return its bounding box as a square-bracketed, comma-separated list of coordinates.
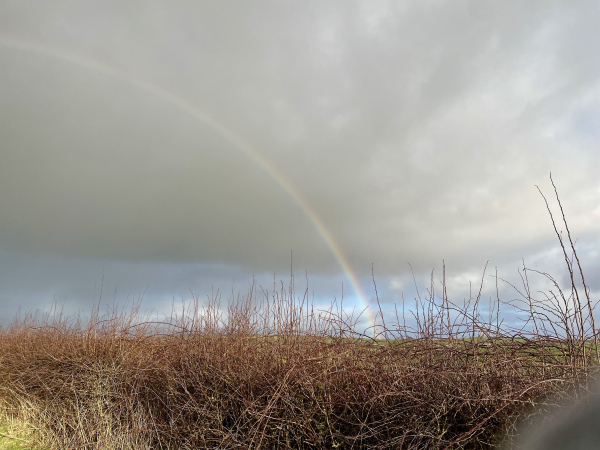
[572, 105, 600, 139]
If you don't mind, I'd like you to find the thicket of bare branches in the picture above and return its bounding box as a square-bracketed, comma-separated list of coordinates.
[0, 175, 597, 449]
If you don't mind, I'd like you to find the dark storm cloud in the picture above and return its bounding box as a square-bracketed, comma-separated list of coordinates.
[0, 0, 598, 298]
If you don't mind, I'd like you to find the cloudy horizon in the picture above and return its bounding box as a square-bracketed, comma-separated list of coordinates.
[0, 0, 598, 330]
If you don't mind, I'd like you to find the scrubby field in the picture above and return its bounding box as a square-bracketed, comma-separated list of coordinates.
[0, 277, 596, 449]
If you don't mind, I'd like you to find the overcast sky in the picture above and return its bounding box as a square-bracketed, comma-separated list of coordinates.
[0, 0, 598, 330]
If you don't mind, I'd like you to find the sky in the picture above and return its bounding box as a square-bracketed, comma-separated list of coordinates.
[0, 0, 598, 332]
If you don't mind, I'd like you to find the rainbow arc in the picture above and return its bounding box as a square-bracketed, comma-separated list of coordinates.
[0, 36, 377, 329]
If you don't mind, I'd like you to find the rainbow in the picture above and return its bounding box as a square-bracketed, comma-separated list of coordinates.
[0, 36, 377, 329]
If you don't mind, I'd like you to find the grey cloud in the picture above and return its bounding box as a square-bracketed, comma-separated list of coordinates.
[0, 0, 598, 290]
